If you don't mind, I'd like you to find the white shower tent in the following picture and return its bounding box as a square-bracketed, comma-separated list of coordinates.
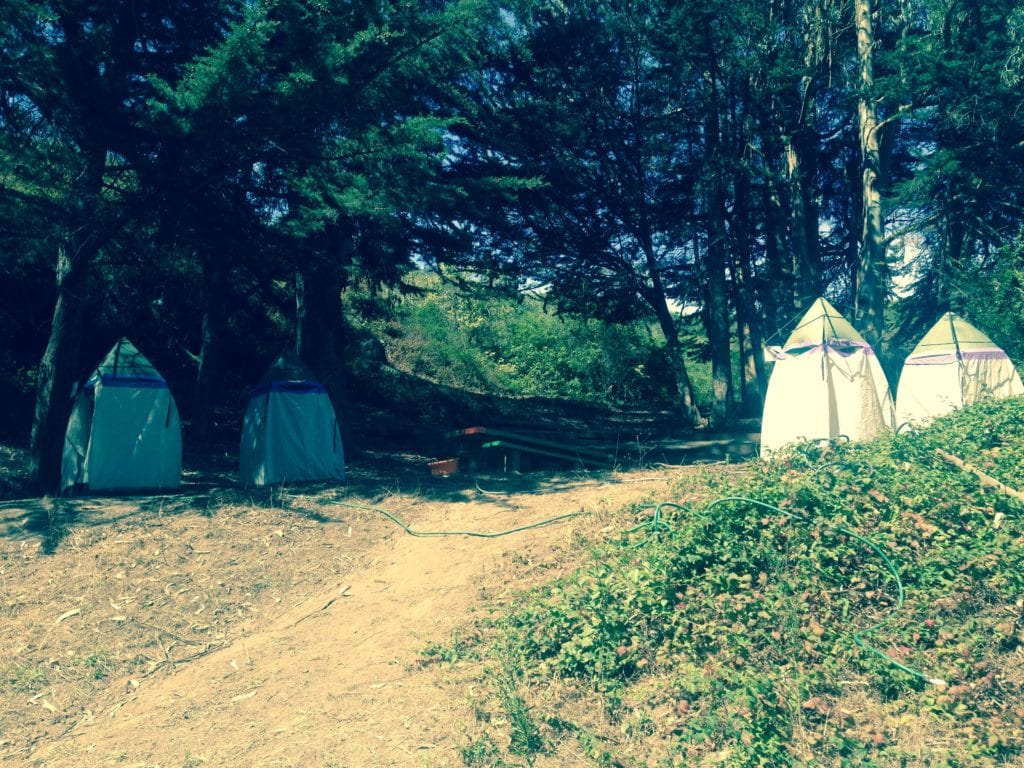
[895, 312, 1024, 428]
[239, 352, 345, 487]
[760, 298, 895, 453]
[61, 338, 182, 492]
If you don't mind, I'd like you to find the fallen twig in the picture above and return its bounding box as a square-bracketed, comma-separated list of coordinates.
[133, 619, 207, 646]
[55, 608, 81, 624]
[935, 448, 1024, 505]
[287, 585, 351, 628]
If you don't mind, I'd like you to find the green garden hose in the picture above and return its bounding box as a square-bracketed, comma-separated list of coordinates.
[333, 500, 585, 538]
[336, 486, 944, 686]
[628, 495, 944, 686]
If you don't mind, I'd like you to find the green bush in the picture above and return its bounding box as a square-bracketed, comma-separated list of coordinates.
[355, 273, 685, 407]
[482, 396, 1024, 765]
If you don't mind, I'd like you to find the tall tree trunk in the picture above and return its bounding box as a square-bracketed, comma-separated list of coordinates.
[296, 227, 353, 451]
[29, 240, 90, 491]
[757, 102, 793, 332]
[29, 149, 105, 491]
[791, 1, 825, 307]
[704, 162, 734, 429]
[651, 296, 702, 429]
[853, 0, 888, 349]
[737, 80, 770, 415]
[738, 309, 762, 418]
[785, 129, 823, 306]
[845, 138, 863, 301]
[729, 136, 768, 413]
[194, 254, 227, 443]
[701, 56, 734, 430]
[638, 239, 701, 427]
[939, 214, 967, 310]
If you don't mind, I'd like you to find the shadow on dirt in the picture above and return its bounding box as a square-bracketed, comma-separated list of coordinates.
[0, 381, 759, 555]
[0, 444, 623, 555]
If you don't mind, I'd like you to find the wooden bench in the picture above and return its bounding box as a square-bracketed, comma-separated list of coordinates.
[446, 426, 613, 472]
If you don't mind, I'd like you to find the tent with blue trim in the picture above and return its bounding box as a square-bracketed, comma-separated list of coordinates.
[896, 312, 1024, 428]
[61, 338, 182, 492]
[239, 351, 345, 487]
[760, 298, 895, 453]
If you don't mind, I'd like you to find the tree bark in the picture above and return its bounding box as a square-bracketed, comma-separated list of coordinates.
[703, 181, 734, 429]
[785, 129, 823, 306]
[695, 24, 736, 430]
[29, 240, 91, 491]
[29, 146, 106, 491]
[732, 247, 767, 418]
[651, 296, 702, 428]
[193, 254, 227, 443]
[729, 139, 768, 413]
[638, 238, 701, 427]
[733, 262, 767, 419]
[296, 227, 353, 451]
[755, 99, 793, 332]
[791, 2, 825, 307]
[853, 0, 888, 349]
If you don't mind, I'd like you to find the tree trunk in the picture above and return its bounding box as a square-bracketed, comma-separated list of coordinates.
[651, 297, 702, 428]
[704, 172, 734, 429]
[29, 240, 90, 491]
[733, 257, 767, 417]
[853, 0, 888, 349]
[738, 313, 761, 418]
[785, 129, 823, 306]
[295, 228, 353, 451]
[792, 2, 825, 307]
[638, 239, 701, 427]
[193, 254, 227, 443]
[845, 138, 863, 300]
[29, 146, 105, 491]
[756, 102, 792, 333]
[939, 214, 966, 309]
[696, 40, 735, 429]
[729, 142, 768, 413]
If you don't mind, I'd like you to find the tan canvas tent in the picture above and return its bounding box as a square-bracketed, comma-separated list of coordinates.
[61, 339, 182, 492]
[760, 298, 895, 452]
[895, 312, 1024, 428]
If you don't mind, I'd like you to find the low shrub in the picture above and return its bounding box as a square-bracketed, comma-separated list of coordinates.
[473, 396, 1024, 766]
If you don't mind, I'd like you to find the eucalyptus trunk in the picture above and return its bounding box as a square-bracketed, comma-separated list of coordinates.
[785, 128, 822, 307]
[731, 170, 767, 414]
[704, 161, 734, 427]
[853, 0, 888, 349]
[790, 0, 826, 307]
[756, 99, 795, 331]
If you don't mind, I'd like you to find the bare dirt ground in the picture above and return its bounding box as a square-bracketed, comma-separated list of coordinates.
[1, 453, 718, 767]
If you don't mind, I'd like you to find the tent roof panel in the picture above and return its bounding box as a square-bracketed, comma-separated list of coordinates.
[783, 298, 867, 352]
[907, 312, 1000, 360]
[256, 351, 321, 387]
[91, 338, 165, 384]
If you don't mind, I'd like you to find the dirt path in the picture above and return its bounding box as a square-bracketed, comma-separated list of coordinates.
[17, 466, 689, 767]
